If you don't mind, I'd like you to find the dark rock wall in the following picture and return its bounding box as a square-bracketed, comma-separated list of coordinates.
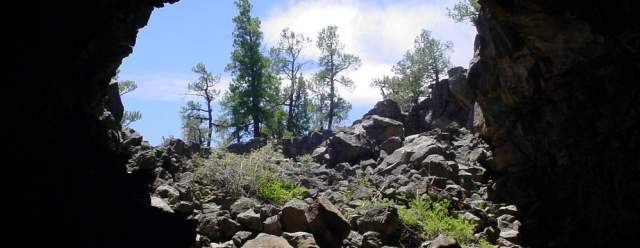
[18, 1, 195, 247]
[471, 0, 640, 246]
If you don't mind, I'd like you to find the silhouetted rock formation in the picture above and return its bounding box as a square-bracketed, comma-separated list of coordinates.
[469, 0, 640, 246]
[20, 1, 195, 248]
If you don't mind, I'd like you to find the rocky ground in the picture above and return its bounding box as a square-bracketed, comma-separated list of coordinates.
[121, 95, 524, 248]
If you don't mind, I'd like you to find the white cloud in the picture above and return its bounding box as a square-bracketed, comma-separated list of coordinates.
[262, 0, 477, 105]
[120, 72, 231, 102]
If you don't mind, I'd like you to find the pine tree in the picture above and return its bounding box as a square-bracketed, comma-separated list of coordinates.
[223, 0, 279, 139]
[269, 27, 312, 136]
[114, 72, 142, 127]
[447, 0, 480, 25]
[371, 29, 452, 111]
[315, 25, 361, 131]
[181, 63, 221, 148]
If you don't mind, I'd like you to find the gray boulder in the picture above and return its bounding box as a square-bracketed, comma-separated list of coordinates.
[306, 197, 351, 248]
[281, 199, 310, 232]
[237, 209, 262, 232]
[283, 232, 320, 248]
[363, 99, 406, 123]
[356, 205, 401, 243]
[230, 197, 258, 217]
[241, 233, 293, 248]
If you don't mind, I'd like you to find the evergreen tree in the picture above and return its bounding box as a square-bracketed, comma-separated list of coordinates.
[114, 73, 142, 127]
[371, 29, 452, 111]
[181, 63, 220, 148]
[315, 25, 361, 131]
[269, 27, 312, 136]
[309, 76, 351, 130]
[223, 0, 279, 139]
[447, 0, 480, 25]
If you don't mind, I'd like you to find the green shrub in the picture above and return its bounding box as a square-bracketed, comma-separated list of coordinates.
[397, 197, 476, 245]
[353, 195, 491, 247]
[193, 143, 297, 199]
[258, 178, 307, 205]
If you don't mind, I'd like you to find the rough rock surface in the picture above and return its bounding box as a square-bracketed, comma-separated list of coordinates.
[21, 1, 195, 248]
[468, 1, 640, 246]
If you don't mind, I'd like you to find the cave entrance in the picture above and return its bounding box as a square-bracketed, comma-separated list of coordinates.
[115, 0, 477, 148]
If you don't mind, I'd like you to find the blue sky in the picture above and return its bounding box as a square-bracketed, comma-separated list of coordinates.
[119, 0, 476, 145]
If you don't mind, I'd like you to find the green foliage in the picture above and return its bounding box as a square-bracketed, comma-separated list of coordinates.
[270, 28, 313, 136]
[258, 178, 307, 205]
[315, 25, 361, 130]
[116, 77, 142, 127]
[372, 29, 452, 111]
[223, 0, 281, 139]
[478, 239, 495, 248]
[397, 197, 476, 245]
[447, 0, 480, 24]
[352, 195, 489, 247]
[118, 80, 138, 96]
[121, 111, 142, 127]
[193, 143, 299, 200]
[181, 63, 221, 147]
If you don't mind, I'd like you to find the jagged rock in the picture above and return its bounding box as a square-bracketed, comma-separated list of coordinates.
[497, 214, 521, 243]
[263, 215, 282, 235]
[258, 204, 280, 220]
[356, 205, 401, 243]
[241, 233, 293, 248]
[343, 231, 364, 247]
[237, 209, 262, 232]
[197, 214, 223, 240]
[380, 137, 403, 154]
[441, 184, 465, 199]
[306, 197, 351, 248]
[210, 241, 236, 248]
[281, 199, 310, 232]
[155, 185, 180, 204]
[128, 150, 158, 174]
[230, 198, 258, 218]
[360, 115, 404, 144]
[446, 67, 473, 110]
[420, 154, 457, 180]
[363, 99, 406, 123]
[497, 205, 518, 216]
[283, 130, 333, 158]
[425, 236, 461, 248]
[361, 231, 383, 248]
[194, 234, 211, 248]
[173, 200, 195, 215]
[122, 127, 143, 147]
[227, 138, 266, 155]
[232, 231, 253, 247]
[151, 197, 174, 214]
[283, 232, 320, 248]
[220, 216, 242, 240]
[326, 132, 372, 165]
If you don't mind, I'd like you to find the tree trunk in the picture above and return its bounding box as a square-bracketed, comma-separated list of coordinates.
[286, 75, 295, 133]
[206, 100, 213, 148]
[327, 75, 335, 131]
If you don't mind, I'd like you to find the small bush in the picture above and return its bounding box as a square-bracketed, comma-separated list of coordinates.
[258, 178, 307, 205]
[193, 142, 302, 202]
[353, 195, 490, 247]
[397, 196, 476, 245]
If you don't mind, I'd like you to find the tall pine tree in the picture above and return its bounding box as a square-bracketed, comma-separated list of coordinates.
[269, 27, 312, 136]
[223, 0, 279, 139]
[315, 25, 360, 131]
